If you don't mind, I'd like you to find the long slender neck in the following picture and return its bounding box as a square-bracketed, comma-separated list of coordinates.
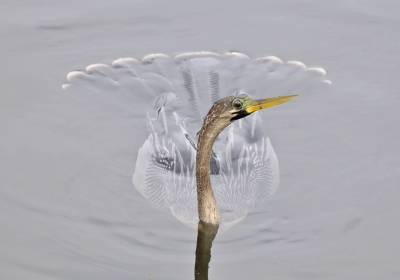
[196, 115, 228, 224]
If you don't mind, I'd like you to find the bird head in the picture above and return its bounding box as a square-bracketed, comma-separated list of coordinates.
[229, 93, 298, 121]
[201, 93, 298, 138]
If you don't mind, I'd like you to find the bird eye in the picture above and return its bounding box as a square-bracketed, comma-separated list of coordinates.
[232, 99, 243, 110]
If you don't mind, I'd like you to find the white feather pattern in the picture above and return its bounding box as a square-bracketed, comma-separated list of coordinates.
[63, 52, 330, 228]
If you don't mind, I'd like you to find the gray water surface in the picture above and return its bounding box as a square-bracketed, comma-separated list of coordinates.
[1, 1, 400, 279]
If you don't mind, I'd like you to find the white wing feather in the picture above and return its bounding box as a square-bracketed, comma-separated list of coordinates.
[63, 52, 330, 228]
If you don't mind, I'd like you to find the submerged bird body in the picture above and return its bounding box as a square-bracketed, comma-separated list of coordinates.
[63, 52, 330, 228]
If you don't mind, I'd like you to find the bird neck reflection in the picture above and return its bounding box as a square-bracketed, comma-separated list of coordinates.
[195, 221, 219, 280]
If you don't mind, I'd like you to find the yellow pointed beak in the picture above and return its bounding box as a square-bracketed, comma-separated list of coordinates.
[246, 95, 298, 113]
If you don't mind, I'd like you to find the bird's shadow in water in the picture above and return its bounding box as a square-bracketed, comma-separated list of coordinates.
[194, 221, 219, 280]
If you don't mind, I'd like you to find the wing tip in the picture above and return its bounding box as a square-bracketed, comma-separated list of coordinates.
[174, 51, 221, 62]
[142, 53, 171, 64]
[286, 60, 306, 68]
[222, 51, 250, 60]
[85, 63, 111, 73]
[254, 56, 283, 64]
[112, 57, 140, 67]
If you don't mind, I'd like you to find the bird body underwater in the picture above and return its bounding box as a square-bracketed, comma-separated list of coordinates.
[62, 52, 330, 228]
[196, 94, 297, 224]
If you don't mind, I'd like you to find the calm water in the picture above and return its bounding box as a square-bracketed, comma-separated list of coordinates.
[1, 1, 400, 279]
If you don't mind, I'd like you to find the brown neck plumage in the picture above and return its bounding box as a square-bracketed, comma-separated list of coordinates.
[196, 102, 231, 224]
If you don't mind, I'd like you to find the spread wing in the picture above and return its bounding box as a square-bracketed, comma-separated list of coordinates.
[63, 52, 330, 228]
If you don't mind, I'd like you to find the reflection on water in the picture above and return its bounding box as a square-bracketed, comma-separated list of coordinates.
[62, 51, 330, 230]
[195, 221, 219, 280]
